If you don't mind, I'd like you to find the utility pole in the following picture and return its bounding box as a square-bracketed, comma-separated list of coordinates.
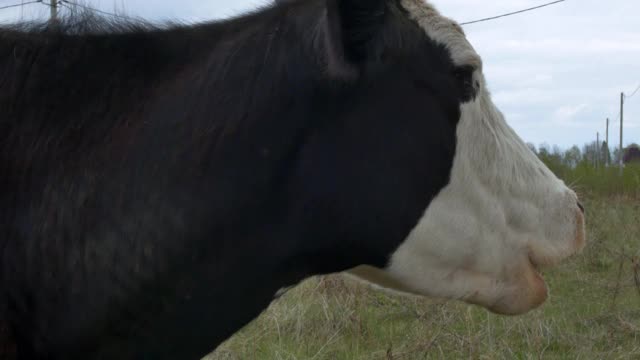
[619, 92, 624, 176]
[50, 0, 58, 23]
[596, 132, 600, 169]
[606, 118, 609, 166]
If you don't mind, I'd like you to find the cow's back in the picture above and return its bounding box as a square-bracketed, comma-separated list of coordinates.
[0, 9, 321, 359]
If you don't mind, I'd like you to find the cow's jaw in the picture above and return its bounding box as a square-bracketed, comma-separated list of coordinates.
[376, 71, 585, 315]
[342, 0, 586, 315]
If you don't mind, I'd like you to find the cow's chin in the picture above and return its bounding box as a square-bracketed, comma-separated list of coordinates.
[485, 209, 587, 315]
[347, 214, 587, 316]
[467, 260, 549, 316]
[346, 258, 550, 316]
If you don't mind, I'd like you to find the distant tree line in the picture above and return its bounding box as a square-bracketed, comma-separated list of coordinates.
[525, 142, 640, 171]
[524, 142, 640, 197]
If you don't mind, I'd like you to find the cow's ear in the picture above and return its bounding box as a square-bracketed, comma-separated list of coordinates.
[324, 0, 388, 79]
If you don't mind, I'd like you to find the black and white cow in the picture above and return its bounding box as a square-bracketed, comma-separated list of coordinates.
[0, 0, 586, 359]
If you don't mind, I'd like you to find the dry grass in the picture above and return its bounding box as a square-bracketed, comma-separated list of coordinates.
[205, 196, 640, 359]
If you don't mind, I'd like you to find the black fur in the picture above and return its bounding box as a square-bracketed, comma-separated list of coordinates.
[0, 0, 471, 358]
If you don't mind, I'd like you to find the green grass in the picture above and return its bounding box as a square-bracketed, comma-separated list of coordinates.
[205, 195, 640, 359]
[546, 163, 640, 199]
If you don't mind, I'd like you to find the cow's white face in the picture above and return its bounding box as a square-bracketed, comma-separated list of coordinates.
[348, 0, 586, 315]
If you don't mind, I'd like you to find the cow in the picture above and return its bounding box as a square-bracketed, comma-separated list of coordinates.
[0, 0, 586, 359]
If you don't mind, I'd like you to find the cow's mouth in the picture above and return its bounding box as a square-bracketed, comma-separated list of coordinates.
[529, 254, 543, 276]
[528, 254, 547, 291]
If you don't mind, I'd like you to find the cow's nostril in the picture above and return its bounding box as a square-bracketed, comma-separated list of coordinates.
[577, 202, 585, 214]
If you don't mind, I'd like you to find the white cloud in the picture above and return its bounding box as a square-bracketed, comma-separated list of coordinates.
[552, 104, 589, 125]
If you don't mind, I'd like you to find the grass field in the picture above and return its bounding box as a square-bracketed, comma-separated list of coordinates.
[205, 194, 639, 360]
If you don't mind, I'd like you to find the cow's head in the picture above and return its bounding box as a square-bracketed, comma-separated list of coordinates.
[297, 0, 586, 315]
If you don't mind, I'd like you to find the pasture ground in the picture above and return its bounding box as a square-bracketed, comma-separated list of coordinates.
[207, 195, 640, 359]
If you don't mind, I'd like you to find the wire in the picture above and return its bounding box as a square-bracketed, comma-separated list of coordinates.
[40, 1, 58, 8]
[610, 83, 638, 127]
[0, 0, 41, 11]
[58, 1, 75, 13]
[625, 84, 640, 99]
[8, 0, 567, 27]
[611, 111, 621, 127]
[461, 0, 567, 26]
[59, 0, 135, 20]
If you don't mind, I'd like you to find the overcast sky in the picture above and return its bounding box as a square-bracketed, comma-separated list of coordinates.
[1, 0, 638, 149]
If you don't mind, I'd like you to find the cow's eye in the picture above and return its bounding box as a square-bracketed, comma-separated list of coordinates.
[453, 66, 474, 88]
[452, 65, 477, 101]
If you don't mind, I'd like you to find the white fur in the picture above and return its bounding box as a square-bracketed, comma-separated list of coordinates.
[349, 0, 586, 315]
[400, 0, 482, 69]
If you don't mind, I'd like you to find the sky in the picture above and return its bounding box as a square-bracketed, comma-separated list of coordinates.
[1, 0, 639, 150]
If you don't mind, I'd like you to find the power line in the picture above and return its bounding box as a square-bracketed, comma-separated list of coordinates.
[612, 83, 640, 133]
[461, 0, 567, 26]
[7, 0, 569, 26]
[0, 0, 42, 11]
[625, 84, 640, 99]
[607, 108, 621, 129]
[59, 0, 135, 20]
